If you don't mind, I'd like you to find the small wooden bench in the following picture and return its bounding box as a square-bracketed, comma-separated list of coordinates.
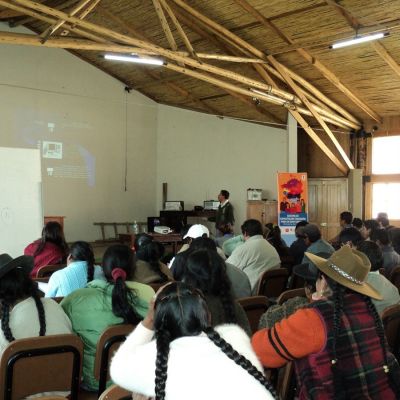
[93, 222, 146, 241]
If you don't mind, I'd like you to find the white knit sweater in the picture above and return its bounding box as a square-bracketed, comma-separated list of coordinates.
[110, 323, 274, 400]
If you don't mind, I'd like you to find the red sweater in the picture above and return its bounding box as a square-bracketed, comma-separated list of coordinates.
[24, 241, 65, 277]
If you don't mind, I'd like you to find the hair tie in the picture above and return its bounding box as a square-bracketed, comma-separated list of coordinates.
[111, 267, 127, 282]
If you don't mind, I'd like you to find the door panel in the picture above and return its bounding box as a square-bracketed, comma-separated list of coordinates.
[308, 178, 348, 240]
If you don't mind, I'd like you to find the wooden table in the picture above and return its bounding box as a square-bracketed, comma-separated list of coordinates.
[119, 232, 183, 254]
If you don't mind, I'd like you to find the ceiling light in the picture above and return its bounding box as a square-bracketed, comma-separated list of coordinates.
[104, 54, 164, 66]
[330, 32, 388, 49]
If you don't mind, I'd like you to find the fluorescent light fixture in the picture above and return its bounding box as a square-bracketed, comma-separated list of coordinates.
[104, 54, 164, 66]
[330, 32, 388, 49]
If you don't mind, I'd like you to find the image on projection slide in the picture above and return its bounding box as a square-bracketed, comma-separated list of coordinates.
[17, 117, 96, 187]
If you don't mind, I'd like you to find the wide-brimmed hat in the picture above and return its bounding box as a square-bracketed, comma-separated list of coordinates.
[293, 252, 332, 282]
[305, 245, 382, 300]
[183, 224, 209, 239]
[0, 254, 34, 279]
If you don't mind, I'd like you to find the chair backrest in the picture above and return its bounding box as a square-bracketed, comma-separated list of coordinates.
[148, 282, 165, 293]
[237, 296, 269, 334]
[276, 362, 296, 400]
[257, 268, 289, 298]
[277, 288, 307, 306]
[98, 385, 132, 400]
[0, 334, 83, 400]
[390, 266, 400, 292]
[382, 304, 400, 360]
[94, 324, 135, 397]
[36, 263, 66, 278]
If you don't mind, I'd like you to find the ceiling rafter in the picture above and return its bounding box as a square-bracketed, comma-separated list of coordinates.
[168, 0, 354, 172]
[40, 0, 94, 42]
[326, 0, 400, 83]
[232, 0, 377, 123]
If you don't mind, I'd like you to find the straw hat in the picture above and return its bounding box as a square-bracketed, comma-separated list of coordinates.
[304, 245, 382, 300]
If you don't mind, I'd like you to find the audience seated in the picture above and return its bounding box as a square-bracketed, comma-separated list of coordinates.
[301, 224, 334, 274]
[358, 241, 400, 315]
[227, 219, 280, 292]
[134, 233, 172, 284]
[377, 212, 395, 231]
[364, 219, 381, 241]
[253, 246, 400, 399]
[266, 224, 289, 257]
[45, 241, 102, 297]
[371, 229, 400, 276]
[61, 244, 153, 391]
[0, 253, 72, 357]
[215, 222, 234, 249]
[182, 248, 251, 335]
[24, 221, 69, 277]
[110, 282, 276, 400]
[222, 233, 245, 257]
[170, 224, 225, 278]
[172, 237, 251, 299]
[339, 227, 364, 248]
[329, 211, 353, 248]
[289, 220, 309, 265]
[390, 228, 400, 255]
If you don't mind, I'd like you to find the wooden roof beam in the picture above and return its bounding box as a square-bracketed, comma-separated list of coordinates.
[268, 56, 354, 170]
[158, 0, 198, 60]
[40, 0, 93, 43]
[170, 0, 360, 125]
[371, 41, 400, 80]
[151, 0, 178, 52]
[232, 0, 375, 123]
[5, 0, 352, 129]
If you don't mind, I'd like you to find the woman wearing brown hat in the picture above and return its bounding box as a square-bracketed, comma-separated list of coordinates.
[252, 245, 400, 399]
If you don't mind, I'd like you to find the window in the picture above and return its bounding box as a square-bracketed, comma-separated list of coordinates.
[372, 136, 400, 174]
[369, 136, 400, 219]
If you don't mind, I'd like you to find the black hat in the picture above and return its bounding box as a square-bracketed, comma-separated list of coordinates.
[0, 254, 34, 279]
[293, 252, 332, 282]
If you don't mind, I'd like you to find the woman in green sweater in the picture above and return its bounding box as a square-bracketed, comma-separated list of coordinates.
[61, 244, 154, 391]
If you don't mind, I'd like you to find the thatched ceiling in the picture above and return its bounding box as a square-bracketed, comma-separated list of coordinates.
[0, 0, 400, 173]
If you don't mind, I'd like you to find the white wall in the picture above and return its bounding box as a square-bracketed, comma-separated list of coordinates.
[0, 23, 158, 242]
[156, 105, 288, 232]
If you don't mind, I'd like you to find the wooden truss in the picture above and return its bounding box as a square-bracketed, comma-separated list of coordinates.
[1, 0, 388, 174]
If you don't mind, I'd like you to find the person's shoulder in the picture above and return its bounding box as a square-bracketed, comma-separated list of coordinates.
[126, 281, 155, 300]
[215, 323, 250, 343]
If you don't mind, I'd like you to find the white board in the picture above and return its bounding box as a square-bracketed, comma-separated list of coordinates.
[0, 147, 42, 257]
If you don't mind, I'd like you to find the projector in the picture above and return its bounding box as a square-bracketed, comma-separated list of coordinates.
[154, 226, 172, 234]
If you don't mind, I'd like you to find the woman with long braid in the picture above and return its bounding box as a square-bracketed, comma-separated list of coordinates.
[253, 245, 400, 399]
[0, 253, 72, 356]
[46, 241, 103, 297]
[61, 244, 154, 391]
[110, 281, 276, 400]
[182, 248, 251, 335]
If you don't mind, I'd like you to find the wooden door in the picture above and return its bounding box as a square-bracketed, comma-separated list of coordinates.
[308, 178, 348, 240]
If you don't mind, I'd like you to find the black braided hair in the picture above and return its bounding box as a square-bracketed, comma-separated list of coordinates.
[0, 267, 46, 342]
[183, 248, 237, 324]
[103, 244, 143, 325]
[1, 301, 15, 342]
[153, 282, 276, 400]
[155, 328, 172, 400]
[204, 327, 277, 398]
[329, 280, 347, 400]
[69, 241, 95, 283]
[135, 234, 169, 283]
[365, 296, 400, 397]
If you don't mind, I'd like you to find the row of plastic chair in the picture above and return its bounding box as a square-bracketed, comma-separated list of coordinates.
[0, 324, 135, 400]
